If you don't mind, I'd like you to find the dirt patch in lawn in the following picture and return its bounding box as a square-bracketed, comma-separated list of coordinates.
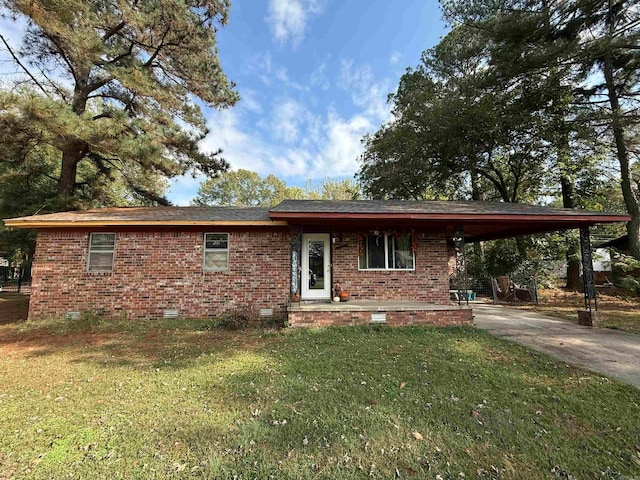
[0, 293, 29, 324]
[0, 318, 281, 370]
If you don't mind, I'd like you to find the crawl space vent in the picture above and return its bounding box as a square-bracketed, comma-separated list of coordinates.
[370, 313, 387, 324]
[163, 309, 179, 319]
[65, 311, 81, 321]
[259, 308, 274, 317]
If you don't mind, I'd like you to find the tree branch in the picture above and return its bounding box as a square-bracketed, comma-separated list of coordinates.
[0, 34, 50, 97]
[102, 21, 126, 41]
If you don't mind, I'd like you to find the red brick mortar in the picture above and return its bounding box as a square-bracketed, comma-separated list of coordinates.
[28, 229, 291, 320]
[28, 228, 457, 321]
[288, 308, 473, 328]
[331, 231, 451, 304]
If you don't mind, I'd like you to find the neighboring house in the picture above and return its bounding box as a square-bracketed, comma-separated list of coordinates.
[3, 200, 628, 326]
[596, 235, 640, 280]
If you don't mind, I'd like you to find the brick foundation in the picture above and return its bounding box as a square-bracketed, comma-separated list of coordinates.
[288, 306, 473, 328]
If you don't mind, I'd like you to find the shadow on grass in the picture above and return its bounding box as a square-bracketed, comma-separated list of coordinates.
[0, 292, 30, 324]
[0, 315, 284, 370]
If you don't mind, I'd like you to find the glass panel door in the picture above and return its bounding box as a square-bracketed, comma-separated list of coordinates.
[301, 234, 330, 299]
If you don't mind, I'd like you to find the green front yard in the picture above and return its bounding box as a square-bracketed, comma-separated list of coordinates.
[0, 315, 639, 479]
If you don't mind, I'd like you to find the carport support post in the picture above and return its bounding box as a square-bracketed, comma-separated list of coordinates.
[578, 226, 601, 327]
[453, 225, 469, 306]
[290, 226, 302, 303]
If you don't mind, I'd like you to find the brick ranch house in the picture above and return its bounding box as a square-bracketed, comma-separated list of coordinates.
[3, 200, 628, 327]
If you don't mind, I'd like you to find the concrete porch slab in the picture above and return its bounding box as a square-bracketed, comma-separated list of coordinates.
[288, 300, 472, 312]
[287, 300, 473, 327]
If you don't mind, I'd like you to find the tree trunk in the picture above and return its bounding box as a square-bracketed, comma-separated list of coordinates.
[558, 134, 581, 290]
[58, 140, 88, 198]
[469, 168, 486, 264]
[57, 80, 90, 199]
[602, 56, 640, 259]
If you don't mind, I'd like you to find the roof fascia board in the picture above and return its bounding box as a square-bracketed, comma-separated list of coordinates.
[3, 220, 288, 228]
[268, 212, 630, 223]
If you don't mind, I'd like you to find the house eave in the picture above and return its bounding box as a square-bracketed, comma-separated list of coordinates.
[267, 211, 630, 224]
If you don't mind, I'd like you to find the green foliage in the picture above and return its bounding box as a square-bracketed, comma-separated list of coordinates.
[483, 239, 525, 278]
[358, 24, 548, 203]
[193, 169, 362, 206]
[0, 0, 237, 206]
[440, 0, 640, 258]
[612, 253, 640, 296]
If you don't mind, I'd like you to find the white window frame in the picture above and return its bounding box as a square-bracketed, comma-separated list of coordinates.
[358, 234, 415, 271]
[203, 232, 230, 271]
[87, 232, 116, 273]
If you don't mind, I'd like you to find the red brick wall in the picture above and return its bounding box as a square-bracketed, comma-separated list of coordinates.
[289, 308, 473, 328]
[29, 229, 291, 320]
[331, 232, 450, 303]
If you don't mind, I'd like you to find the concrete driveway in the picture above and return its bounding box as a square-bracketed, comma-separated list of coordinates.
[473, 304, 640, 389]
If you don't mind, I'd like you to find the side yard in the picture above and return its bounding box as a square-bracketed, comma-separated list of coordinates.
[511, 288, 640, 334]
[0, 306, 639, 479]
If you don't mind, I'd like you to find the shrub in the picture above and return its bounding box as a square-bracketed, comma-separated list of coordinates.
[216, 305, 260, 331]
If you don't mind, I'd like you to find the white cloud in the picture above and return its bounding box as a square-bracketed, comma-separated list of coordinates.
[266, 0, 326, 46]
[309, 61, 330, 90]
[254, 52, 308, 91]
[239, 89, 263, 114]
[389, 51, 402, 65]
[168, 56, 396, 204]
[338, 59, 393, 122]
[272, 98, 306, 143]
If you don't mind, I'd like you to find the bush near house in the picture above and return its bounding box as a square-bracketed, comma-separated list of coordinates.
[0, 311, 639, 479]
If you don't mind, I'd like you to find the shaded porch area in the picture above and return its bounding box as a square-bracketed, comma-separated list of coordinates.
[287, 300, 473, 327]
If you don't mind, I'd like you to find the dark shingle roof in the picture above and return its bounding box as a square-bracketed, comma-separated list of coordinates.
[269, 199, 618, 217]
[4, 200, 629, 229]
[4, 206, 272, 226]
[596, 235, 629, 250]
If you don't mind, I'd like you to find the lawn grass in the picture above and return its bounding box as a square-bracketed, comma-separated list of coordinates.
[1, 315, 639, 479]
[516, 288, 640, 334]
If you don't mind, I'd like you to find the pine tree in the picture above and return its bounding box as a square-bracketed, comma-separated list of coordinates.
[0, 0, 238, 207]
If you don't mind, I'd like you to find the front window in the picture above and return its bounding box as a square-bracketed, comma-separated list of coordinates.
[204, 233, 229, 271]
[88, 233, 115, 272]
[359, 234, 414, 270]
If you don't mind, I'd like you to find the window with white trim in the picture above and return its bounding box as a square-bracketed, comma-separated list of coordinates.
[88, 233, 116, 272]
[204, 233, 229, 271]
[359, 234, 414, 270]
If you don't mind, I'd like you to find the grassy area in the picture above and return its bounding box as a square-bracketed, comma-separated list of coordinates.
[1, 315, 639, 479]
[516, 288, 640, 334]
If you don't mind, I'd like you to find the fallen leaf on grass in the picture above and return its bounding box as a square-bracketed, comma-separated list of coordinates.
[400, 382, 406, 388]
[412, 431, 424, 441]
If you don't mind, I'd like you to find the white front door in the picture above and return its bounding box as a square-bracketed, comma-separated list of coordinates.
[301, 233, 331, 299]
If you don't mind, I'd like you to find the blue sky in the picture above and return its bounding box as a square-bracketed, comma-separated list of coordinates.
[0, 1, 448, 205]
[173, 0, 448, 204]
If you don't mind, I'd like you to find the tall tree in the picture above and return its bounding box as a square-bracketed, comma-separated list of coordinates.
[442, 0, 640, 259]
[192, 170, 292, 207]
[358, 25, 547, 205]
[0, 0, 238, 207]
[193, 170, 361, 206]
